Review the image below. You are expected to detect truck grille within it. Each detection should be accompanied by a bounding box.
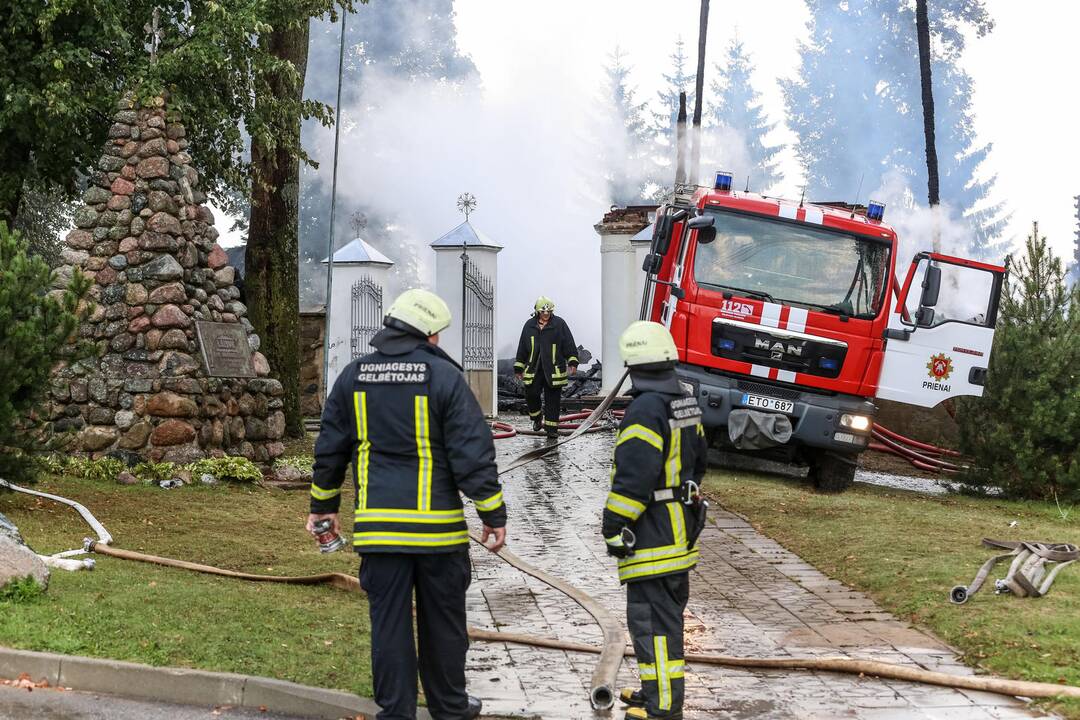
[736,380,802,401]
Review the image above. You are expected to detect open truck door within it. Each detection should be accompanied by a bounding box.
[877,252,1006,408]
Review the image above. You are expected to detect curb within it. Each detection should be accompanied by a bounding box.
[0,645,434,719]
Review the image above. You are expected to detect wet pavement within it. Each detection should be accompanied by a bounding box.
[463,422,1048,720]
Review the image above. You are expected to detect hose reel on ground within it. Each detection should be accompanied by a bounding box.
[950,538,1079,604]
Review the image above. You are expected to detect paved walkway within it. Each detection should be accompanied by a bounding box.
[463,426,1049,720]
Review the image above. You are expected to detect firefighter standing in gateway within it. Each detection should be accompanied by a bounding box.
[514,296,579,438]
[602,321,708,720]
[307,289,507,720]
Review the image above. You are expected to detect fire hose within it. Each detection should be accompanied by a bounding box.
[9,395,1080,706]
[81,537,1080,702]
[870,424,966,474]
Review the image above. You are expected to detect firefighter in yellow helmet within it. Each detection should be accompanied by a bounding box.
[308,288,507,720]
[514,296,579,438]
[603,321,708,720]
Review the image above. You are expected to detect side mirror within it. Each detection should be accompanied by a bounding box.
[642,253,662,274]
[652,215,673,255]
[688,213,716,245]
[920,263,941,308]
[916,306,936,328]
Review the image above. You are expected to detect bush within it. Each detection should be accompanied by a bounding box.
[957,223,1080,501]
[188,456,262,483]
[0,222,90,469]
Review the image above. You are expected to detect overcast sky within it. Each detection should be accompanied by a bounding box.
[455,0,1079,259]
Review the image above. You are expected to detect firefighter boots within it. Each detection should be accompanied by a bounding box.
[620,688,646,706]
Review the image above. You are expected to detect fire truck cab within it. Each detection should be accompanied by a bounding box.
[643,174,1006,491]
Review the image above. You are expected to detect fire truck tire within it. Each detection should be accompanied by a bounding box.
[808,450,857,493]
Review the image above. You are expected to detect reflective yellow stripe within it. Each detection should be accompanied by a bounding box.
[638,662,656,681]
[616,424,663,452]
[513,361,525,369]
[668,660,685,679]
[529,336,534,365]
[696,424,705,437]
[605,534,624,548]
[619,542,689,564]
[655,636,671,710]
[474,490,504,512]
[552,343,556,365]
[566,356,578,364]
[605,491,646,520]
[617,549,699,582]
[353,530,469,547]
[355,508,465,524]
[355,391,369,510]
[415,395,432,511]
[665,424,682,487]
[310,485,341,501]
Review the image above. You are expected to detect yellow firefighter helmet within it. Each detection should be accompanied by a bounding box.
[619,321,678,367]
[385,288,452,337]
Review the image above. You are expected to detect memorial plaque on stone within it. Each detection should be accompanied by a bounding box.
[195,321,256,378]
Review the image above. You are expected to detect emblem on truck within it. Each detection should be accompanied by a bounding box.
[926,353,953,381]
[755,337,804,359]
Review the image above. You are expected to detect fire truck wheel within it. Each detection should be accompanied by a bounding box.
[808,450,857,493]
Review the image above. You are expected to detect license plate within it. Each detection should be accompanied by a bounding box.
[741,393,794,414]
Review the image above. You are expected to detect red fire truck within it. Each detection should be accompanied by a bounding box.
[642,172,1006,491]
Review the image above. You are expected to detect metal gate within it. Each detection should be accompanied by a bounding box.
[461,255,494,371]
[350,275,383,359]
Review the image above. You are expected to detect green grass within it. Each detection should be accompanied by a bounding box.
[0,474,371,697]
[705,469,1080,718]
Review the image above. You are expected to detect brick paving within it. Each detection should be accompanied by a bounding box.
[461,426,1050,720]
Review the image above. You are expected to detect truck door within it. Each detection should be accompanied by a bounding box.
[876,252,1006,408]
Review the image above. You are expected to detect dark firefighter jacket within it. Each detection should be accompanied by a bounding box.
[310,328,506,554]
[602,375,707,584]
[513,314,578,387]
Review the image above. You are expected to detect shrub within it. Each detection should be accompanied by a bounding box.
[132,462,176,483]
[66,457,126,484]
[188,456,262,483]
[0,222,90,473]
[957,223,1080,501]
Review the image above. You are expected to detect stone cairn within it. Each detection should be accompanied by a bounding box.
[48,96,285,464]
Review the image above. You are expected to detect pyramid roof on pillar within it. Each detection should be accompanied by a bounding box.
[631,223,655,243]
[321,237,393,266]
[430,221,503,251]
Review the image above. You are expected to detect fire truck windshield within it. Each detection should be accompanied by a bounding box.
[693,209,891,319]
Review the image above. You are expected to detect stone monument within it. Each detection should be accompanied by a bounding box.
[48,96,285,463]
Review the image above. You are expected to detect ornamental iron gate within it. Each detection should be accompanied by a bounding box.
[350,275,383,360]
[461,255,495,371]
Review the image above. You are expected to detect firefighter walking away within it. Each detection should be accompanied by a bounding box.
[514,295,579,438]
[308,288,507,720]
[602,321,708,720]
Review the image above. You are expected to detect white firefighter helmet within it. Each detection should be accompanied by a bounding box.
[534,296,555,313]
[619,321,678,367]
[385,288,452,337]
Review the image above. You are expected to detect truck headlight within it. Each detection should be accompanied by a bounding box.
[840,414,871,432]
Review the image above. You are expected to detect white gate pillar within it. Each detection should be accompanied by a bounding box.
[432,222,502,416]
[595,208,653,394]
[322,238,394,392]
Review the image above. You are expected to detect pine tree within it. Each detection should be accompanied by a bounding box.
[958,222,1080,500]
[1072,195,1080,286]
[0,223,90,473]
[783,0,1007,248]
[709,37,784,192]
[654,37,695,145]
[601,46,657,205]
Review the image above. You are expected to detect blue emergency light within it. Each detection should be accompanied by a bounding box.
[818,357,839,371]
[717,338,736,351]
[866,200,886,222]
[714,171,733,192]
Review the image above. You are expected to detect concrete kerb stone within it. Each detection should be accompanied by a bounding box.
[0,645,418,719]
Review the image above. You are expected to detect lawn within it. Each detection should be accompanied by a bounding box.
[705,469,1080,719]
[0,472,372,697]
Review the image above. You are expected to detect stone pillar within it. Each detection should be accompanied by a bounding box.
[630,222,655,320]
[322,238,393,392]
[595,207,654,394]
[432,222,502,416]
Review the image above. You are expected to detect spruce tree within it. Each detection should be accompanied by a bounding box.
[958,222,1080,500]
[709,37,784,192]
[601,46,656,205]
[783,0,1007,248]
[654,38,695,149]
[1073,195,1080,286]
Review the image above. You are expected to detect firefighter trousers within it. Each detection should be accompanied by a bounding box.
[627,572,690,716]
[359,551,472,720]
[524,374,562,433]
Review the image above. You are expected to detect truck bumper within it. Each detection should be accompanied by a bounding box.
[676,366,876,454]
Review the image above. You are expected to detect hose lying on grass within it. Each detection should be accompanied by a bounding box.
[84,538,1080,702]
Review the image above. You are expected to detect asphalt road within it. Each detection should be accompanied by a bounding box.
[0,684,309,720]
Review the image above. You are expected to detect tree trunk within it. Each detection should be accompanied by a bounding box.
[689,0,710,185]
[246,20,310,439]
[916,0,939,209]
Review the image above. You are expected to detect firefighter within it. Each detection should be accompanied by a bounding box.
[602,321,708,720]
[308,288,507,720]
[513,296,579,438]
